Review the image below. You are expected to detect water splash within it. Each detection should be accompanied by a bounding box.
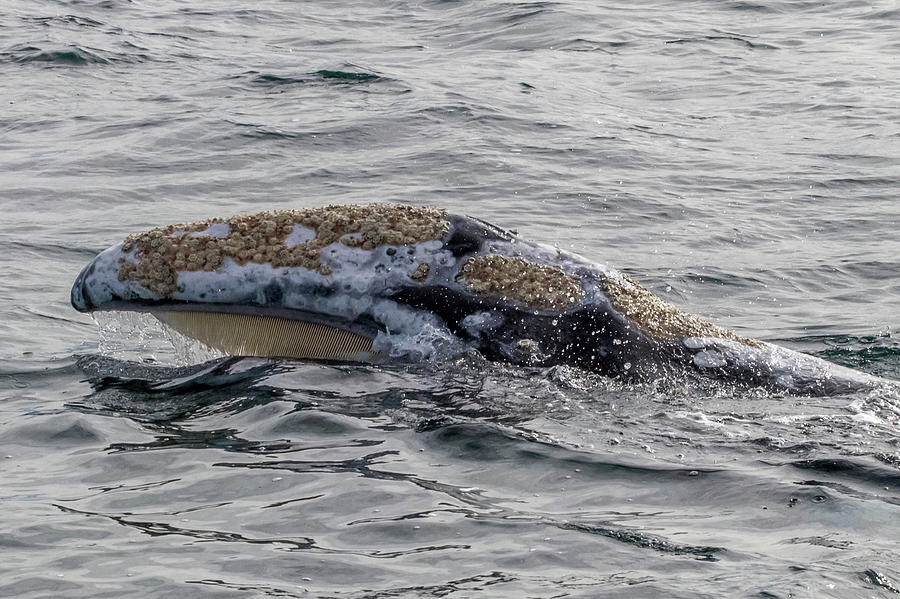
[92,311,224,366]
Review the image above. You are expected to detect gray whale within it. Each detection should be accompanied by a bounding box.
[70,203,891,396]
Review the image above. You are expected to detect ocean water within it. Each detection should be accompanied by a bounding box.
[2,0,899,597]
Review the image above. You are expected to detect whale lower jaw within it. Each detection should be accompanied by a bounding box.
[153,310,376,361]
[92,303,380,362]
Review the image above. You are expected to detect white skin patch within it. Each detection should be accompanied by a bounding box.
[683,337,709,350]
[684,337,883,391]
[321,239,455,292]
[189,222,231,238]
[284,224,316,247]
[693,350,727,369]
[168,223,231,240]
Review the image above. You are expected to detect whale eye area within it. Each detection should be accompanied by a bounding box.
[116,204,448,297]
[153,310,375,361]
[601,271,762,347]
[456,254,583,311]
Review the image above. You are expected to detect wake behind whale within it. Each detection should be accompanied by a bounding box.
[71,203,893,396]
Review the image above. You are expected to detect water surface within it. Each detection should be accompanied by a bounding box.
[1,0,899,597]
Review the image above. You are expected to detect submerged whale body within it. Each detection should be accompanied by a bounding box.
[71,203,889,396]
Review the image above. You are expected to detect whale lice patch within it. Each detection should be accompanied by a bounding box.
[117,204,448,297]
[602,271,762,347]
[456,255,582,311]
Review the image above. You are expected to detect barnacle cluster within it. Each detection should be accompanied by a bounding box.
[602,271,762,346]
[410,262,430,280]
[456,254,583,311]
[118,204,449,296]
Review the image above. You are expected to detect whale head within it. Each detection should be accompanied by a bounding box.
[71,203,631,368]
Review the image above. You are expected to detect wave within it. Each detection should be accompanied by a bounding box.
[665,34,779,50]
[810,334,900,379]
[236,66,397,90]
[3,42,152,65]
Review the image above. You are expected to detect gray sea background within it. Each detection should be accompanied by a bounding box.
[1,1,899,597]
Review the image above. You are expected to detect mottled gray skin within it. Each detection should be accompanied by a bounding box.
[72,211,891,396]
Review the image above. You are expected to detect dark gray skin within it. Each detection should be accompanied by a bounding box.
[71,210,893,396]
[388,215,887,395]
[389,216,647,371]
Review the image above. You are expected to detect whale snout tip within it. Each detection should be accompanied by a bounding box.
[70,263,94,313]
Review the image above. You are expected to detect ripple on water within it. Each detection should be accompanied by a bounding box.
[1,0,899,595]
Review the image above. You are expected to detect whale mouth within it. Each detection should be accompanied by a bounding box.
[152,310,376,361]
[90,302,380,362]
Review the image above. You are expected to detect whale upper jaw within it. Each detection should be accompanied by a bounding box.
[68,239,474,363]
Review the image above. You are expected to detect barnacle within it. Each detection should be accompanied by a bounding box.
[117,204,449,297]
[457,255,583,311]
